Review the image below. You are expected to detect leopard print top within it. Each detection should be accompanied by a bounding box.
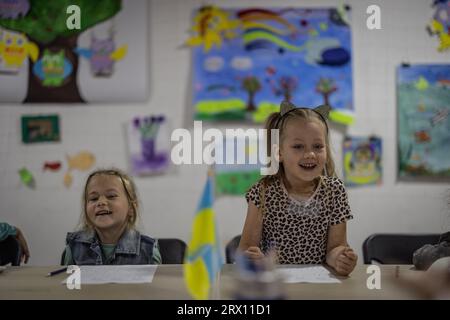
[245,176,352,264]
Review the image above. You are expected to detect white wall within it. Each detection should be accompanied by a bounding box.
[0,0,449,265]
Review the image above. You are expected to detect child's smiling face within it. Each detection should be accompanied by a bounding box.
[279,118,327,183]
[85,174,132,233]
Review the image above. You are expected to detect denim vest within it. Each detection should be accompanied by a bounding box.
[66,229,155,265]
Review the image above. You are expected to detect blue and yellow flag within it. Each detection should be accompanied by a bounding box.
[184,174,223,300]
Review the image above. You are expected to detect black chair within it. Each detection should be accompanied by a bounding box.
[225,235,241,264]
[158,238,187,264]
[0,236,21,266]
[60,249,66,266]
[362,233,441,264]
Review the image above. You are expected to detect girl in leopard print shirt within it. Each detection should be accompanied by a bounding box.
[239,100,357,276]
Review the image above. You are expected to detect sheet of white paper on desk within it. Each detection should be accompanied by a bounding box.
[61,265,158,284]
[277,266,341,283]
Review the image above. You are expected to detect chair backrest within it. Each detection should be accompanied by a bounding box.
[60,249,66,266]
[158,238,187,264]
[362,233,442,264]
[0,236,21,266]
[225,235,241,264]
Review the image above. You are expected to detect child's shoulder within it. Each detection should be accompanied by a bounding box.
[321,175,346,191]
[139,232,156,246]
[246,176,279,195]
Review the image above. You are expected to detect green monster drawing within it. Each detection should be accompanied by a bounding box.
[41,49,65,87]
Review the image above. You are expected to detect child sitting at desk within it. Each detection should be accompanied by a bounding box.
[239,101,358,276]
[0,222,30,264]
[63,168,161,265]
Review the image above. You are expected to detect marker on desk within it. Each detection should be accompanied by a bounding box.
[47,267,68,277]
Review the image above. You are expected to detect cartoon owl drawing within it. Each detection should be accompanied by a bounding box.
[0,28,38,73]
[32,49,73,87]
[75,33,127,77]
[90,35,115,76]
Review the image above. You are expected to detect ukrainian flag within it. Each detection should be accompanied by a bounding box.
[184,174,223,300]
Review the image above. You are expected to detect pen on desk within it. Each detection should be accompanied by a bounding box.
[395,265,400,278]
[47,267,68,277]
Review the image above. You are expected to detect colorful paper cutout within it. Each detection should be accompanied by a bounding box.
[0,28,38,74]
[75,32,127,77]
[21,114,60,144]
[398,64,450,179]
[43,161,61,172]
[32,49,72,87]
[18,167,34,188]
[343,136,382,187]
[188,6,354,124]
[0,0,29,19]
[426,0,450,52]
[128,115,170,176]
[64,151,96,188]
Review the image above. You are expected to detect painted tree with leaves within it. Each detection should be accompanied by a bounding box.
[315,77,337,106]
[0,0,121,102]
[242,76,261,112]
[271,76,298,102]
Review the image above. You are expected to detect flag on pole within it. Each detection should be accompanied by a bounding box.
[184,173,223,300]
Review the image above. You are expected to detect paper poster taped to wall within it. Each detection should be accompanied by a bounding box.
[128,115,170,176]
[397,64,450,180]
[21,114,60,143]
[187,5,353,125]
[214,134,263,195]
[343,136,382,187]
[0,0,148,103]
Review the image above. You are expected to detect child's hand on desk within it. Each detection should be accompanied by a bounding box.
[244,246,265,260]
[333,246,358,276]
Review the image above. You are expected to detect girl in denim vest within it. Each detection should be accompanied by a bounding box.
[63,168,161,265]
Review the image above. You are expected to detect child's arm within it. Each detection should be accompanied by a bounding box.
[238,202,264,260]
[152,240,162,264]
[62,246,76,265]
[325,222,357,276]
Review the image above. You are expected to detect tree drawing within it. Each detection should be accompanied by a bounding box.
[242,76,261,112]
[0,0,121,103]
[315,77,337,106]
[270,76,298,102]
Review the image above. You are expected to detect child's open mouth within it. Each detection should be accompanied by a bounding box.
[299,163,317,171]
[96,210,112,216]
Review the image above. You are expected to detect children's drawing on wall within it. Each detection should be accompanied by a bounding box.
[64,151,95,187]
[128,115,170,176]
[43,161,62,172]
[0,28,38,74]
[75,29,127,77]
[0,0,147,103]
[214,135,262,195]
[21,114,60,143]
[397,64,450,180]
[0,0,30,19]
[426,0,450,52]
[18,167,35,188]
[343,136,382,187]
[32,49,73,87]
[187,5,353,125]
